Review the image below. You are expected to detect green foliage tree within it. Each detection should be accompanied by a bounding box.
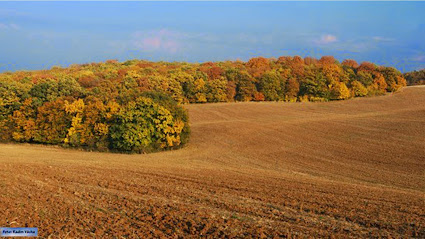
[29,79,59,106]
[257,71,284,101]
[300,71,330,100]
[141,91,190,146]
[379,67,405,92]
[404,69,425,85]
[226,70,256,101]
[182,73,208,103]
[109,97,185,153]
[357,71,374,87]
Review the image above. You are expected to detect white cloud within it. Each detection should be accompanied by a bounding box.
[314,34,337,45]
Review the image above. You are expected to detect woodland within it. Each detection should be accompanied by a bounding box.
[0,56,408,153]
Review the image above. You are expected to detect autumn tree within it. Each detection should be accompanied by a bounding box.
[342,59,359,68]
[284,78,300,102]
[225,69,257,101]
[304,57,318,66]
[300,68,330,100]
[379,67,406,92]
[357,71,374,87]
[319,56,338,66]
[34,98,73,144]
[404,69,425,85]
[182,73,208,103]
[246,57,271,78]
[199,62,224,80]
[108,97,185,153]
[147,74,184,103]
[257,70,284,101]
[11,98,37,142]
[330,82,351,100]
[140,91,190,146]
[358,62,376,72]
[351,81,368,97]
[206,77,228,102]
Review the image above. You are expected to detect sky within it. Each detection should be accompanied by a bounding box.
[0,2,424,73]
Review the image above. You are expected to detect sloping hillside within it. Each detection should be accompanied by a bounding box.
[0,86,424,237]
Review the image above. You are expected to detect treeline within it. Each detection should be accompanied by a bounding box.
[404,69,425,86]
[0,56,406,152]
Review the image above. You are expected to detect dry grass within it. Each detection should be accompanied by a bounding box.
[1,86,424,238]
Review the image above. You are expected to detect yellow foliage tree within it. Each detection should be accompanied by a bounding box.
[330,82,351,100]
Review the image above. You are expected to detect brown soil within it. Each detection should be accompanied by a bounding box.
[1,86,424,238]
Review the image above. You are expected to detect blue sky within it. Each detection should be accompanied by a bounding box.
[0,2,424,73]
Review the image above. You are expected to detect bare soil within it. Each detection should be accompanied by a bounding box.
[1,86,424,238]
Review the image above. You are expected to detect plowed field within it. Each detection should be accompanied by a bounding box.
[1,86,424,238]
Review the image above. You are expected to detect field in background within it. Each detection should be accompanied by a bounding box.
[1,86,424,237]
